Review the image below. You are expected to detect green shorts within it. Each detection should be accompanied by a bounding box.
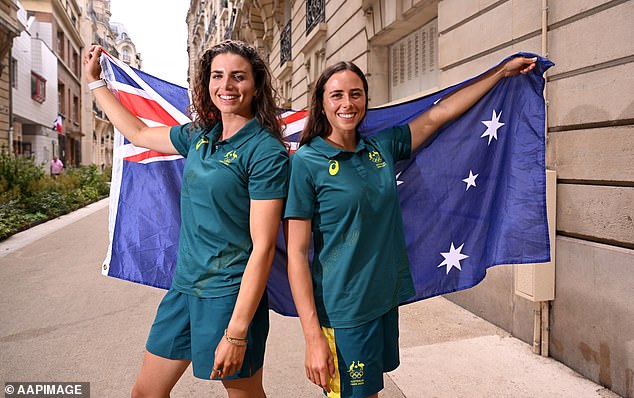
[145,288,269,380]
[321,306,400,398]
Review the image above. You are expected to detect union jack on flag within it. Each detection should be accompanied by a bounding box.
[101,51,553,316]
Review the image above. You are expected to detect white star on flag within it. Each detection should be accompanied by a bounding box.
[462,170,479,191]
[438,242,469,274]
[481,110,504,145]
[396,171,404,186]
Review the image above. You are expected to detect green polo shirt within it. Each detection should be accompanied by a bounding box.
[169,118,288,298]
[284,125,416,328]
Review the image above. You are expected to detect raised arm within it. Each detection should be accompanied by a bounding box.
[210,198,284,379]
[83,45,178,154]
[408,56,537,152]
[285,218,335,392]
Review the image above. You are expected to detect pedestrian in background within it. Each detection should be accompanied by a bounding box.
[50,156,63,177]
[84,40,288,398]
[284,56,536,398]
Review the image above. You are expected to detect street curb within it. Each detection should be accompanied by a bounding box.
[0,197,110,258]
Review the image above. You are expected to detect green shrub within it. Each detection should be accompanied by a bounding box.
[0,156,111,240]
[0,152,44,194]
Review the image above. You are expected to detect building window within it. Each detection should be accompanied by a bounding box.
[389,19,438,101]
[11,58,18,88]
[224,8,237,39]
[58,83,65,114]
[72,49,79,76]
[122,47,130,63]
[31,72,47,103]
[306,0,325,35]
[280,19,292,66]
[22,142,32,157]
[57,31,65,58]
[73,95,79,123]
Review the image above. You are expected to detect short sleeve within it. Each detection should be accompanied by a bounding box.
[283,153,315,219]
[248,139,289,200]
[372,124,412,162]
[170,123,197,157]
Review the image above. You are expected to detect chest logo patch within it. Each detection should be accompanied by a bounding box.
[368,151,386,168]
[195,136,209,150]
[328,160,339,176]
[220,150,238,165]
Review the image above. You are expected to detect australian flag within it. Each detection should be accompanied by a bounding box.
[101,51,553,316]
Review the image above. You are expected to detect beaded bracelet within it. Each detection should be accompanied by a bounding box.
[224,329,248,347]
[88,79,107,91]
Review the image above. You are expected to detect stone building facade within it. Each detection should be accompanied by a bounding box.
[20,0,83,166]
[78,0,141,169]
[4,0,140,170]
[0,0,22,152]
[186,1,634,396]
[11,2,58,166]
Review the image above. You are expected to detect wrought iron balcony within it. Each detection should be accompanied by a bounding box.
[280,19,292,66]
[224,8,237,40]
[306,0,325,35]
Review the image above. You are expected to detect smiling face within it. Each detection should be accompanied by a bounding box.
[208,53,256,118]
[322,70,367,137]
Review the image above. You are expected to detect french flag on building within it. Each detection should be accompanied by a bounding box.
[52,115,63,134]
[100,51,553,316]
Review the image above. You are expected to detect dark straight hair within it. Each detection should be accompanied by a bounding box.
[299,61,369,147]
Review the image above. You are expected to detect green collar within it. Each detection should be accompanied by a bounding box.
[210,118,262,149]
[309,135,369,159]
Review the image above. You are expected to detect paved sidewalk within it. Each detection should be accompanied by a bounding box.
[0,200,619,397]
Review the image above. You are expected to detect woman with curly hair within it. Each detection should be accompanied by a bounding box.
[84,40,288,398]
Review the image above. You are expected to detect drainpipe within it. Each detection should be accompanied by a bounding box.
[540,0,551,358]
[542,0,549,137]
[532,0,551,358]
[9,55,14,156]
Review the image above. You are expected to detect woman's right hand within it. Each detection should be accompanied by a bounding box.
[83,45,103,83]
[305,332,336,392]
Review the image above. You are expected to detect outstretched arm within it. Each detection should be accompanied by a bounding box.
[83,45,178,154]
[210,198,284,379]
[409,56,537,152]
[285,218,336,392]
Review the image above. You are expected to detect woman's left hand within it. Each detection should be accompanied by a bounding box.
[210,337,247,379]
[502,56,538,77]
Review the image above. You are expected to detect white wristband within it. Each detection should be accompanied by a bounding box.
[88,79,107,91]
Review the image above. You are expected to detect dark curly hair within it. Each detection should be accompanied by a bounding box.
[188,40,283,141]
[299,61,369,147]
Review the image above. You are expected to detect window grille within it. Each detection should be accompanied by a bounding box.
[306,0,325,35]
[280,19,292,66]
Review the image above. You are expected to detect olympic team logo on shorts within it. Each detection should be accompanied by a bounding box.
[347,361,365,386]
[220,150,238,165]
[328,160,339,176]
[368,151,386,168]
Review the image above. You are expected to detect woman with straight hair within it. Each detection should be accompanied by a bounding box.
[285,56,536,398]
